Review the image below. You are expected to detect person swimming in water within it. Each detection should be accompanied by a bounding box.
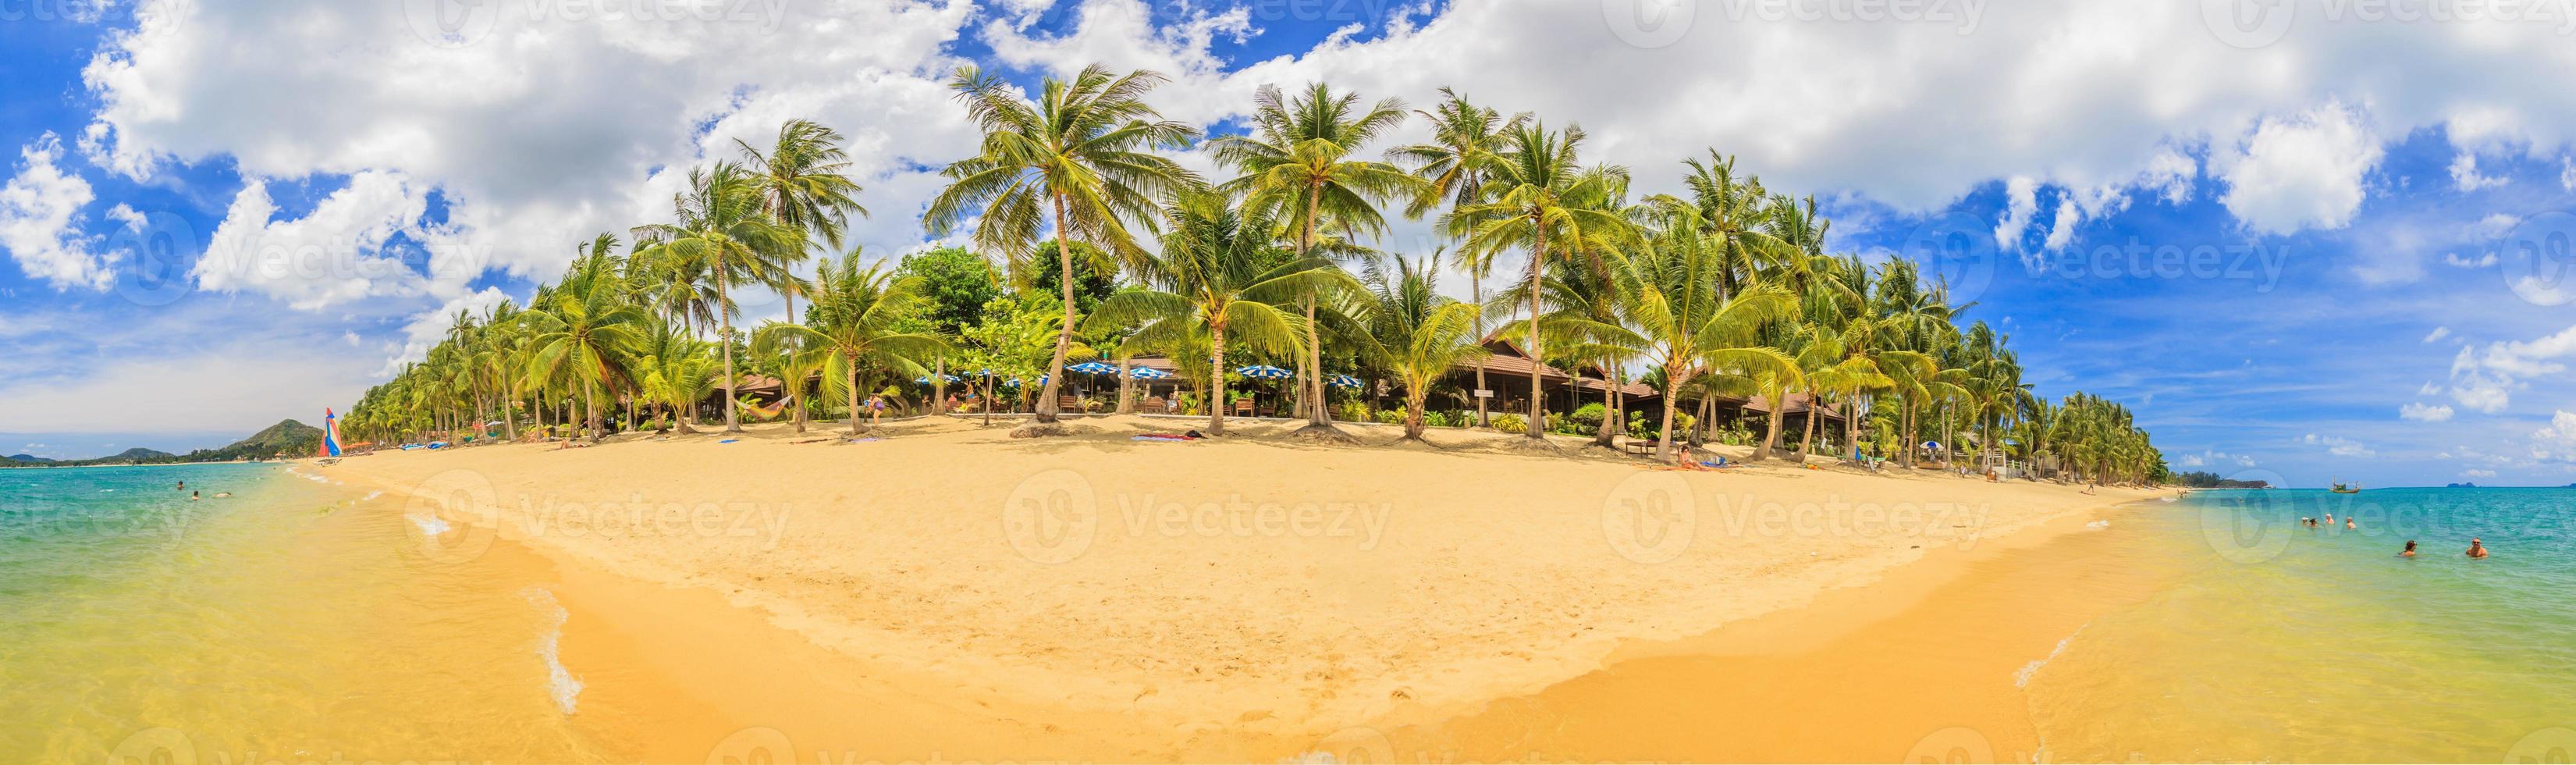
[2346,518,2357,529]
[2467,539,2489,559]
[189,490,199,501]
[2401,540,2418,557]
[176,481,185,490]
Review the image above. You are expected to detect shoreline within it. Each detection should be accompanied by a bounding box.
[322,415,2171,760]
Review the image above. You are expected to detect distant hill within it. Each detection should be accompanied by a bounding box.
[2447,482,2478,489]
[1,420,324,468]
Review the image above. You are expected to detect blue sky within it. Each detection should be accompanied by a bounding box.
[3,0,2574,487]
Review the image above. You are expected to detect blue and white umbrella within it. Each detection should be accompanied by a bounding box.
[913,374,962,384]
[1325,374,1363,390]
[1235,365,1293,380]
[1128,366,1173,380]
[1067,361,1120,375]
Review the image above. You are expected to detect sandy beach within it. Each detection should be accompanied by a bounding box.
[323,415,2166,761]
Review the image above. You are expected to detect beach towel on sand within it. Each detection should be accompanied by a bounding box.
[1132,431,1206,442]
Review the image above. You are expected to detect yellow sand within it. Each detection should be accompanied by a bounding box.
[325,413,2163,761]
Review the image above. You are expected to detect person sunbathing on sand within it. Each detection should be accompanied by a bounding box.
[2466,539,2489,559]
[2400,540,2417,557]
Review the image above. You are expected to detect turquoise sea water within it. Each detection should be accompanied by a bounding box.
[0,464,592,763]
[2028,488,2576,762]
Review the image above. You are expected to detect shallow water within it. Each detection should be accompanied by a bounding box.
[0,464,596,763]
[2027,488,2576,762]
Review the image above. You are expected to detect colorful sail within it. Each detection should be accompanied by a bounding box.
[321,408,344,457]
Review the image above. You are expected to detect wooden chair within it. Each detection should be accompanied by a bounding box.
[1144,396,1167,414]
[1233,398,1256,417]
[1059,394,1082,413]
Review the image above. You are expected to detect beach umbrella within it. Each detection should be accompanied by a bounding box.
[1325,374,1363,390]
[1128,367,1172,380]
[1067,361,1120,375]
[1235,365,1293,380]
[913,374,962,384]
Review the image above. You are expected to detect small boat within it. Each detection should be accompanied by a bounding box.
[2330,482,2361,494]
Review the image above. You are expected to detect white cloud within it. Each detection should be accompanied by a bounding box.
[2400,402,2453,422]
[2562,155,2576,192]
[2300,432,2376,457]
[2461,469,2496,479]
[2447,152,2508,191]
[2536,411,2576,447]
[2443,251,2497,268]
[2423,326,2450,343]
[1995,176,2040,252]
[0,134,115,290]
[194,173,449,310]
[2216,103,2382,236]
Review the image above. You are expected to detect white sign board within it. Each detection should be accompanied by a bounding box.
[1473,390,1494,398]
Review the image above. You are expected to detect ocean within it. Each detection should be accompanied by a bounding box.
[0,463,595,763]
[2025,488,2576,762]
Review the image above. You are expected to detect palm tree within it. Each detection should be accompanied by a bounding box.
[1609,205,1799,462]
[1086,191,1320,436]
[1212,83,1423,439]
[754,256,947,435]
[633,163,801,433]
[521,253,649,441]
[1392,88,1526,429]
[925,64,1201,434]
[634,317,719,434]
[740,119,869,433]
[1356,251,1490,441]
[1448,122,1633,446]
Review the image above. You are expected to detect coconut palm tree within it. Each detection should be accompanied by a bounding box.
[633,162,801,433]
[1085,191,1323,436]
[1391,88,1526,428]
[1212,83,1423,438]
[924,64,1201,434]
[521,252,648,441]
[1447,122,1634,446]
[1604,208,1798,462]
[1355,250,1488,441]
[634,317,718,434]
[754,256,947,435]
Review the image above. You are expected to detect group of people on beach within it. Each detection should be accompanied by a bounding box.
[2300,511,2489,558]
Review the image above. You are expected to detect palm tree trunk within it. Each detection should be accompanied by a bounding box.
[1035,195,1077,426]
[719,277,742,433]
[1207,323,1229,436]
[1590,364,1622,448]
[1523,224,1547,443]
[847,358,865,435]
[1692,394,1711,447]
[1472,272,1489,428]
[584,379,601,442]
[1115,353,1135,415]
[1655,371,1684,463]
[1796,398,1821,464]
[1403,392,1427,440]
[933,358,949,415]
[1757,398,1786,461]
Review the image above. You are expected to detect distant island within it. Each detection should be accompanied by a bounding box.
[2170,470,2271,489]
[2447,482,2478,489]
[0,420,323,468]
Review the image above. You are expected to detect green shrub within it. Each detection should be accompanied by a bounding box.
[1373,409,1404,425]
[1569,402,1608,429]
[1493,413,1527,434]
[1336,400,1370,422]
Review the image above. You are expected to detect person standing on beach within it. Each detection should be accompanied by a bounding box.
[2467,539,2489,559]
